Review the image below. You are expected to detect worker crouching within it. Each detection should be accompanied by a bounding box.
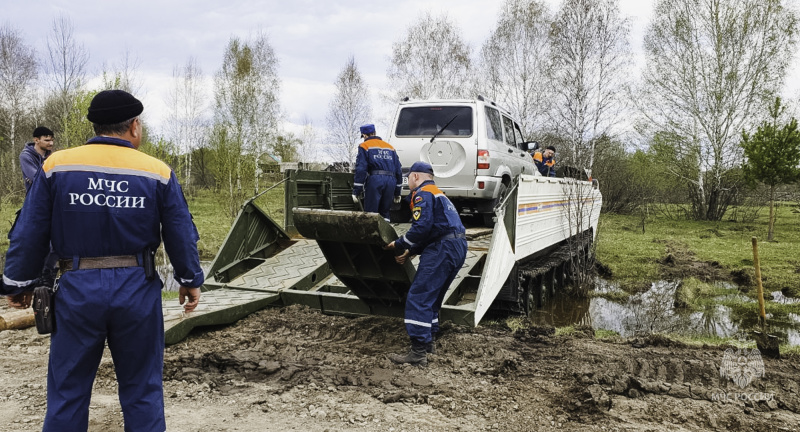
[385,161,467,366]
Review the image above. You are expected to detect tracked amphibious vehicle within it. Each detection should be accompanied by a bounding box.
[163,169,601,344]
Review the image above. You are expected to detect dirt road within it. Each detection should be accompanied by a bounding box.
[1,304,799,431]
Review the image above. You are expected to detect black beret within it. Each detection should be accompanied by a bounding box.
[87,90,144,125]
[546,145,556,152]
[33,126,54,137]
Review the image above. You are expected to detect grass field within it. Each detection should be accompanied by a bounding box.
[595,204,800,294]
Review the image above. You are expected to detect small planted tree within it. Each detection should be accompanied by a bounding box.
[741,98,800,241]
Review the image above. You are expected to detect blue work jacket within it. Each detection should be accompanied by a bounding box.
[2,136,203,295]
[353,136,403,196]
[395,180,465,256]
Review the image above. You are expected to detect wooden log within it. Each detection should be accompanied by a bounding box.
[0,309,35,331]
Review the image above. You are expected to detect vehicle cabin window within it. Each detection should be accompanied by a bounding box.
[514,123,526,149]
[395,106,473,137]
[484,106,502,142]
[502,115,516,147]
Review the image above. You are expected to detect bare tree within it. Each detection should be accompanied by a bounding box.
[297,115,318,164]
[166,57,208,192]
[101,50,142,94]
[639,0,797,221]
[326,56,371,165]
[213,32,281,213]
[479,0,553,138]
[387,12,472,101]
[45,14,89,148]
[0,24,38,189]
[548,0,632,173]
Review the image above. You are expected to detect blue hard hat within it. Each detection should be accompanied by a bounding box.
[406,161,434,176]
[359,124,375,135]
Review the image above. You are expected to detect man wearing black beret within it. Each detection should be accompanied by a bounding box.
[2,89,204,431]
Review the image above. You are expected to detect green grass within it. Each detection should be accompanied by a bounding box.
[666,333,756,349]
[555,325,576,336]
[596,205,800,295]
[594,329,621,340]
[162,291,180,301]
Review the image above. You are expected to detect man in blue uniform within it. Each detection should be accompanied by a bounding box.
[533,145,556,177]
[352,124,403,221]
[20,126,55,193]
[385,161,468,366]
[2,90,204,431]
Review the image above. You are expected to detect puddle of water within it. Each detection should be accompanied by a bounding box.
[531,279,800,346]
[772,291,800,304]
[714,294,755,303]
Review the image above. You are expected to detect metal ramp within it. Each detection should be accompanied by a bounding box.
[163,170,498,345]
[293,208,416,305]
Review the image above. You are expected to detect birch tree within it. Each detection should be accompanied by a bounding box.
[640,0,797,220]
[326,56,371,166]
[166,57,207,192]
[45,14,89,148]
[297,115,318,164]
[387,12,472,100]
[213,33,280,212]
[548,0,631,172]
[479,0,552,137]
[0,24,37,188]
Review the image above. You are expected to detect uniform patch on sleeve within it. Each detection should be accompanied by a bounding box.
[414,196,423,204]
[412,206,422,221]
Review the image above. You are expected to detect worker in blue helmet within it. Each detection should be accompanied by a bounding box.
[385,161,467,366]
[352,124,403,221]
[2,89,204,431]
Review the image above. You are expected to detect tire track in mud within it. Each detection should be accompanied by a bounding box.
[160,305,800,431]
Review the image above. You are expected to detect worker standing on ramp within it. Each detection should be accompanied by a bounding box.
[352,124,403,221]
[385,161,467,366]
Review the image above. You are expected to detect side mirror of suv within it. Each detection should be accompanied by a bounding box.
[524,141,540,152]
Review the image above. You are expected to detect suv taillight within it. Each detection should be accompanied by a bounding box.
[477,150,490,170]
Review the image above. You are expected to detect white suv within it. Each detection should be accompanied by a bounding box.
[387,97,537,225]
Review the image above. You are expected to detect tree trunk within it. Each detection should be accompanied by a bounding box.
[768,184,775,241]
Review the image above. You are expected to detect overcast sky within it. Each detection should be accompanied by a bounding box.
[5,0,797,142]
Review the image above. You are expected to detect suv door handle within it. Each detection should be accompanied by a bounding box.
[507,148,514,153]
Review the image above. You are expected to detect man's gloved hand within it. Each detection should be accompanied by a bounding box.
[352,186,363,197]
[393,196,401,204]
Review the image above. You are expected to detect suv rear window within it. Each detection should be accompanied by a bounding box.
[395,106,473,137]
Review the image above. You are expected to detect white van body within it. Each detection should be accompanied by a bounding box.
[386,98,537,221]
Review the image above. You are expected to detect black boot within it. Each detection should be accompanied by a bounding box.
[389,341,428,366]
[426,341,436,355]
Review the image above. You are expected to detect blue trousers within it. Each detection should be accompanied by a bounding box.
[364,175,396,220]
[44,267,166,432]
[405,237,468,344]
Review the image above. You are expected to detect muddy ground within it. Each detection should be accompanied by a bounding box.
[1,303,800,432]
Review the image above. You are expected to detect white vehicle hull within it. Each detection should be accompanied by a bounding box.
[474,174,602,325]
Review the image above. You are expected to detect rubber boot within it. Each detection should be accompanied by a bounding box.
[389,342,428,367]
[426,341,436,355]
[427,332,439,354]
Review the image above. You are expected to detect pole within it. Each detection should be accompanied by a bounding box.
[751,237,767,329]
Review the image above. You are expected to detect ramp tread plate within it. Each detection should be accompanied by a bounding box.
[225,239,327,291]
[163,287,280,344]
